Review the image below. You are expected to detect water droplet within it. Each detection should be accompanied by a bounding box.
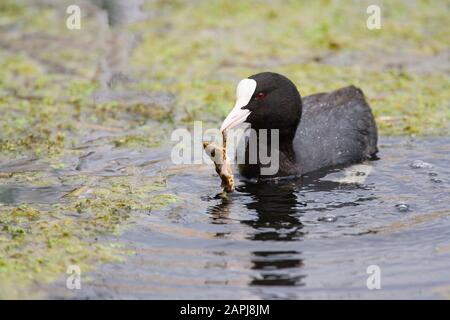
[430,178,442,183]
[395,203,409,212]
[410,160,433,169]
[428,172,438,177]
[318,215,337,222]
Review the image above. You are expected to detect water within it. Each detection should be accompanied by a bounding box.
[71,137,450,299]
[3,137,450,299]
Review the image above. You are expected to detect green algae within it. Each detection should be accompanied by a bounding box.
[0,2,177,298]
[113,134,161,148]
[131,0,449,135]
[0,176,178,299]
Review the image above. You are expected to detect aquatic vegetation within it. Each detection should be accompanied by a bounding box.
[203,137,235,193]
[0,175,178,299]
[0,2,178,298]
[131,0,449,135]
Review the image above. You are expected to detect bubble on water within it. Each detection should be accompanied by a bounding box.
[318,215,337,222]
[430,178,442,183]
[410,160,433,169]
[395,203,410,212]
[428,172,438,177]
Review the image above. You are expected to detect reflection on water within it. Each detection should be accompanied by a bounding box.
[3,137,449,299]
[250,251,305,287]
[0,185,72,205]
[239,183,304,242]
[205,170,377,288]
[208,182,307,287]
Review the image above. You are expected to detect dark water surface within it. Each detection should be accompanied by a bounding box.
[67,137,450,299]
[4,137,450,299]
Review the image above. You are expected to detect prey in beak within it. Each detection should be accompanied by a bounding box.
[220,78,257,132]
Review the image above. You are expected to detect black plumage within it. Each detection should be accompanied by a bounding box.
[229,72,378,179]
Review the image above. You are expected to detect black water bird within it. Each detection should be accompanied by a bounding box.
[220,72,378,179]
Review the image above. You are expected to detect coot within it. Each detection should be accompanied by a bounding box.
[220,72,378,179]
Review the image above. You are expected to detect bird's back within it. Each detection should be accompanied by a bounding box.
[294,85,378,174]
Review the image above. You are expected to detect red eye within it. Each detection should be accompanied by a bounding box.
[255,92,266,100]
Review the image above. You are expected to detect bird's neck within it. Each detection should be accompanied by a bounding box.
[276,129,300,177]
[241,127,300,179]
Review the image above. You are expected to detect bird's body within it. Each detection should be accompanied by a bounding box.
[295,85,378,174]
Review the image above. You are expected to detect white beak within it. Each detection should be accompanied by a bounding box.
[220,78,257,132]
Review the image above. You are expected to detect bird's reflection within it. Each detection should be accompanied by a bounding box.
[205,166,368,288]
[250,250,305,287]
[238,181,305,242]
[206,176,306,287]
